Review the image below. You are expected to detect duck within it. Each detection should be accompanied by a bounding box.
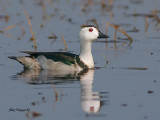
[9,25,109,71]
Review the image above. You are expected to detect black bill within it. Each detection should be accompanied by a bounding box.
[98,31,109,38]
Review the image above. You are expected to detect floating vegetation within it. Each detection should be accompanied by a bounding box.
[151,10,160,13]
[124,13,154,18]
[26,111,42,119]
[106,22,133,47]
[0,22,25,38]
[109,23,133,41]
[48,32,57,40]
[106,21,109,36]
[125,10,160,24]
[145,17,149,33]
[125,9,160,30]
[151,10,160,23]
[0,24,17,32]
[24,11,37,50]
[0,15,10,22]
[61,34,67,51]
[121,67,148,70]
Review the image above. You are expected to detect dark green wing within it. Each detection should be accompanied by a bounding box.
[21,51,78,66]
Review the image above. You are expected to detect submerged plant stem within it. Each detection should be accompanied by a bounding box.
[110,23,133,42]
[114,29,117,49]
[61,34,67,51]
[24,11,37,50]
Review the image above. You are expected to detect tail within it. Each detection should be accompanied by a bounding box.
[8,56,40,69]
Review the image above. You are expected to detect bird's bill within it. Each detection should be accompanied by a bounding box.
[98,31,109,39]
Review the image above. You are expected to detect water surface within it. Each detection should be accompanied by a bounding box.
[0,0,160,120]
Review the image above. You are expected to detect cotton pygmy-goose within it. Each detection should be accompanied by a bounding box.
[9,25,109,71]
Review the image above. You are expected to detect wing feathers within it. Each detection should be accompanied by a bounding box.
[21,51,77,66]
[21,51,88,69]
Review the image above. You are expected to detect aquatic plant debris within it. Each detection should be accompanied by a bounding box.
[125,10,160,30]
[48,32,57,39]
[18,23,25,36]
[26,111,42,119]
[121,67,148,70]
[61,34,67,51]
[106,21,109,36]
[125,13,154,18]
[145,17,149,32]
[24,11,37,50]
[0,22,25,37]
[108,22,133,42]
[0,15,9,22]
[151,11,160,23]
[0,24,17,32]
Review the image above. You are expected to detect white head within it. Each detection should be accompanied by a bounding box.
[79,25,109,42]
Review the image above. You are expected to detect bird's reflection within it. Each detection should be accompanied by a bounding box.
[80,70,108,115]
[13,69,108,115]
[15,69,84,84]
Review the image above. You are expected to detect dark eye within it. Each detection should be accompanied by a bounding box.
[89,28,93,32]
